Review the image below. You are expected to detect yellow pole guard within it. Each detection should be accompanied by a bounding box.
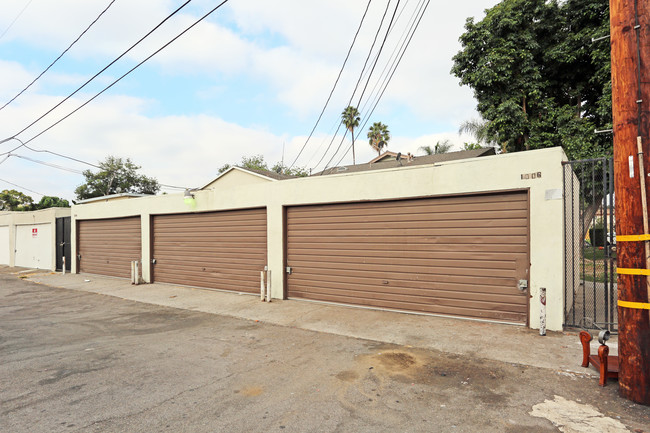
[616,234,650,241]
[617,267,650,275]
[618,300,650,310]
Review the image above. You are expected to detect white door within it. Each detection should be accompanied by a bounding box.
[15,223,52,269]
[0,226,9,265]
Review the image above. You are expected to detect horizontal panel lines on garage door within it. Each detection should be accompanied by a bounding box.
[289,235,527,246]
[288,226,527,238]
[289,241,528,254]
[77,217,141,279]
[288,247,521,261]
[290,273,519,296]
[286,192,529,323]
[293,251,516,269]
[152,209,266,293]
[288,197,526,216]
[288,204,527,222]
[294,291,526,322]
[289,191,524,210]
[289,283,527,312]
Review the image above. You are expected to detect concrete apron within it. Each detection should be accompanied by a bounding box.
[23,270,614,377]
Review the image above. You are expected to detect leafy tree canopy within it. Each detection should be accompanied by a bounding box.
[0,190,70,211]
[451,0,611,160]
[0,189,33,211]
[218,155,308,177]
[34,196,70,209]
[75,156,160,201]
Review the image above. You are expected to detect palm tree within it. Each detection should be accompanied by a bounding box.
[367,122,390,155]
[341,106,361,164]
[419,139,452,155]
[458,117,503,152]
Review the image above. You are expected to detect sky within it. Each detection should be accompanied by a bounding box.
[0,0,499,201]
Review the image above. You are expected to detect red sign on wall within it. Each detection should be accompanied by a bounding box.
[32,228,38,237]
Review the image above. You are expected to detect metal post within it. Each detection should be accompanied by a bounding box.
[540,287,546,336]
[260,271,265,301]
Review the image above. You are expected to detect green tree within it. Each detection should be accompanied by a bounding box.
[33,196,70,209]
[367,122,390,155]
[451,0,611,160]
[271,162,309,177]
[0,189,33,211]
[218,155,308,177]
[75,156,159,201]
[462,143,483,151]
[341,106,361,164]
[419,140,453,155]
[218,155,270,174]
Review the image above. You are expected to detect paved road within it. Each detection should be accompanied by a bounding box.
[1,271,648,433]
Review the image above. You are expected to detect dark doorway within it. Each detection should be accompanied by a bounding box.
[56,217,71,272]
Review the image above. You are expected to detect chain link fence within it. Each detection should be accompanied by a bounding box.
[563,157,616,332]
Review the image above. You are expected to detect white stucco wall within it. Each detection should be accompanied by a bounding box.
[0,208,71,270]
[14,223,52,269]
[72,147,568,330]
[0,225,9,265]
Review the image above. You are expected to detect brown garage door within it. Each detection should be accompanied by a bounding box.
[286,191,529,324]
[152,208,267,293]
[77,217,141,278]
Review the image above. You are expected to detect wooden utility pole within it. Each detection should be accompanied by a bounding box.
[611,0,650,404]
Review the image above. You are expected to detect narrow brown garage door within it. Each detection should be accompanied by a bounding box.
[77,217,141,278]
[152,208,267,293]
[286,191,529,324]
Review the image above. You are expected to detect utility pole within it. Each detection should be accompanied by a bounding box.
[611,0,650,404]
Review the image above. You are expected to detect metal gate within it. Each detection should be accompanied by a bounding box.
[563,158,616,331]
[56,216,71,272]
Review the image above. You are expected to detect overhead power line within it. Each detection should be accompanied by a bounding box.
[5,0,194,140]
[359,0,431,133]
[331,0,432,169]
[288,0,373,169]
[313,0,396,173]
[0,0,230,157]
[318,0,400,172]
[0,0,118,112]
[7,154,84,174]
[302,0,411,170]
[0,177,45,197]
[1,144,190,190]
[355,0,400,107]
[0,0,34,41]
[358,0,426,117]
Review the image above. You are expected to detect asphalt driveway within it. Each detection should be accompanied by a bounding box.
[1,270,648,432]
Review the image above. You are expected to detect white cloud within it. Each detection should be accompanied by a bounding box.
[0,0,502,200]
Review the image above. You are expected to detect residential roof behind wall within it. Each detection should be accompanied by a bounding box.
[238,167,295,180]
[199,166,295,190]
[315,147,496,176]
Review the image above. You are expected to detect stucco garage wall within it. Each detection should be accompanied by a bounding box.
[72,147,567,330]
[0,226,9,265]
[0,208,71,270]
[14,223,52,269]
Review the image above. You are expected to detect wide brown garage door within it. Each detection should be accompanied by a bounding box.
[286,191,529,324]
[77,217,141,278]
[152,208,267,293]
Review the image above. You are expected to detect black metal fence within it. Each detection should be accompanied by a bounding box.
[563,157,617,332]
